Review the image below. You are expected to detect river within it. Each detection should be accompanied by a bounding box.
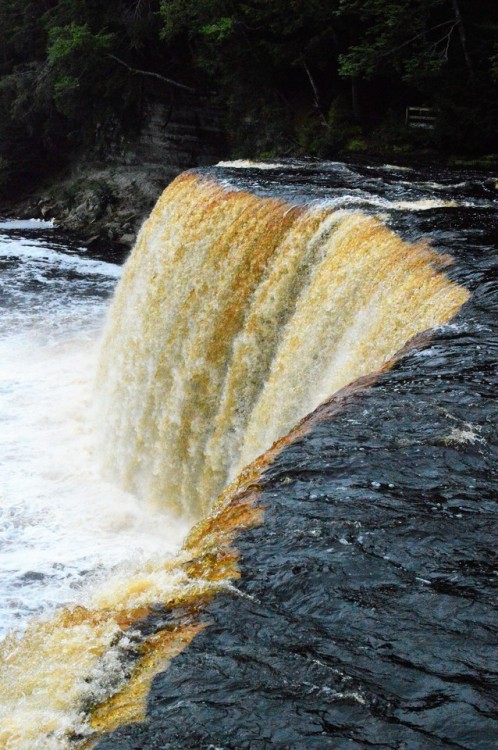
[0,161,496,749]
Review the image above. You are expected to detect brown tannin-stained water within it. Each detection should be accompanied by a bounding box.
[0,161,496,749]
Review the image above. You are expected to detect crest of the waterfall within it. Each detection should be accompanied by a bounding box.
[95,172,468,520]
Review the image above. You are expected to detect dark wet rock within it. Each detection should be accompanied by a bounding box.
[19,571,47,582]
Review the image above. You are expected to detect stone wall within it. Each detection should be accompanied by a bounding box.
[128,94,226,170]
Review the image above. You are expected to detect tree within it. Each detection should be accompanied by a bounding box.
[336,0,498,150]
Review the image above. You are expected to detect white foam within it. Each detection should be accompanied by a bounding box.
[216,159,287,169]
[0,229,186,638]
[0,237,121,277]
[378,164,414,172]
[0,219,55,229]
[443,423,484,446]
[319,195,459,212]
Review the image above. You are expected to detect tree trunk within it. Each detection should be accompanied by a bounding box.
[451,0,474,79]
[351,76,361,122]
[303,60,327,125]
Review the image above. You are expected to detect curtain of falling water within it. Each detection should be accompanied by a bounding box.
[96,173,468,519]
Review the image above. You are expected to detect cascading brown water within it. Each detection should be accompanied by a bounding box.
[0,171,469,749]
[96,172,466,520]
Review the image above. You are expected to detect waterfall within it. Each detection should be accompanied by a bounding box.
[96,171,467,519]
[0,170,469,749]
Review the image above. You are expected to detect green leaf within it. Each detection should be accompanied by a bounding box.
[200,17,234,43]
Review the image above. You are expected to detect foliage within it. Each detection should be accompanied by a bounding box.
[0,0,496,196]
[200,17,234,43]
[336,0,451,82]
[47,23,112,63]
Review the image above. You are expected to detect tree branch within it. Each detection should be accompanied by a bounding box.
[378,20,456,59]
[302,59,327,125]
[107,54,197,93]
[442,21,458,62]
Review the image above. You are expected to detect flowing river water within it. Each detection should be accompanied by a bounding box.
[0,222,186,637]
[0,161,496,748]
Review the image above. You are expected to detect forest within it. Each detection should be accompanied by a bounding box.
[0,0,496,196]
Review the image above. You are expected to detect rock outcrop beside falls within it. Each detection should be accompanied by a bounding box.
[95,284,497,749]
[19,163,179,249]
[3,97,225,249]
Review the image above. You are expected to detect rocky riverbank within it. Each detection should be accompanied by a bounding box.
[3,162,179,251]
[1,94,226,251]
